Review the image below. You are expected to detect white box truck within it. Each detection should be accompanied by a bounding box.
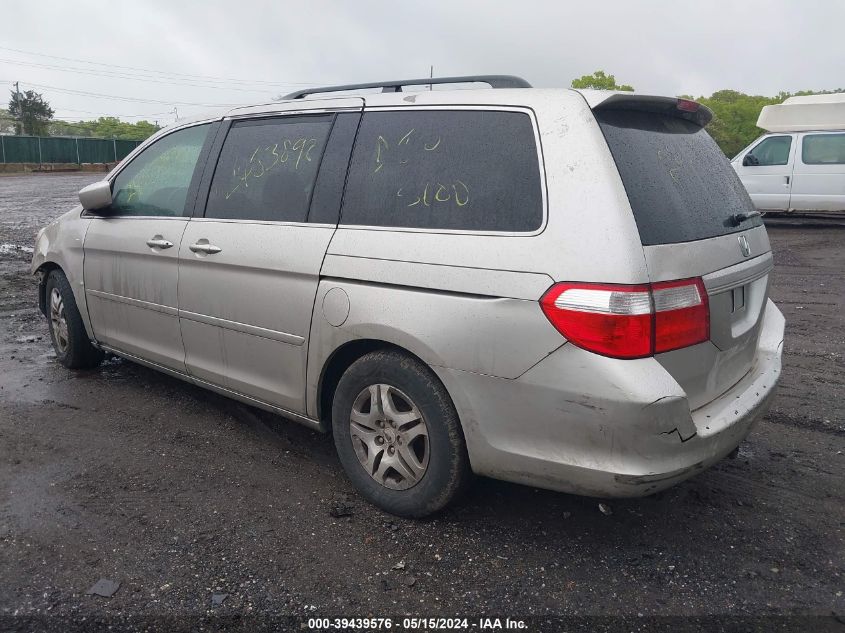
[731,93,845,213]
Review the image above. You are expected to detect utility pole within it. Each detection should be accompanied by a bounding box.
[13,81,22,135]
[429,66,433,91]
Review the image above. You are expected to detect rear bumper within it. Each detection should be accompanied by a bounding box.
[434,299,785,497]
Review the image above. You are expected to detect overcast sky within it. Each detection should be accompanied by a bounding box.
[1,0,842,125]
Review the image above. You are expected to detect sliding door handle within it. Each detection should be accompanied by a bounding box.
[189,242,222,255]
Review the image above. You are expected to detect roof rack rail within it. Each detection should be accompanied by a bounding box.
[282,75,532,100]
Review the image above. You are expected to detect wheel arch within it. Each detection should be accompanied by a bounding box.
[316,339,458,433]
[34,261,63,317]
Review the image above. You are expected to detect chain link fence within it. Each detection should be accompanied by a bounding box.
[0,135,142,164]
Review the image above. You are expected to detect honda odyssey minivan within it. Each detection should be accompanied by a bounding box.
[31,76,784,517]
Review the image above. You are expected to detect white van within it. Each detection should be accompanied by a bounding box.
[732,93,845,213]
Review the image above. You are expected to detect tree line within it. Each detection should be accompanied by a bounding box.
[2,89,160,140]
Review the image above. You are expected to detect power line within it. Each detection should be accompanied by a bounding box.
[16,80,246,107]
[0,57,283,93]
[52,107,171,118]
[3,81,193,113]
[0,45,319,87]
[50,114,163,121]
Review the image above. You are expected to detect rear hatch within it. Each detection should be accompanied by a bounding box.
[592,94,772,410]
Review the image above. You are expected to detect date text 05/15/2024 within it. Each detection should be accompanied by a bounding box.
[307,617,528,630]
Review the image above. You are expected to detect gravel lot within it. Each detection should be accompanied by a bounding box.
[0,173,843,630]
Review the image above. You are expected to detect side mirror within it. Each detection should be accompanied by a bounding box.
[79,180,113,211]
[742,154,759,167]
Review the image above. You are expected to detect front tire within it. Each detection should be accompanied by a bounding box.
[45,270,104,369]
[332,349,471,518]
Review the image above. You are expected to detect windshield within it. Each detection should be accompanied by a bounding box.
[595,109,763,245]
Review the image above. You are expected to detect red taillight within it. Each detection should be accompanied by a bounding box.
[651,278,709,353]
[540,278,709,360]
[676,98,700,113]
[540,283,653,358]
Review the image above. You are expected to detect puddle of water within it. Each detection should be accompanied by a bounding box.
[99,356,131,380]
[0,243,35,255]
[0,361,53,404]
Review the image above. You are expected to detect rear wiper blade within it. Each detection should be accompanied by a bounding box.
[729,211,762,227]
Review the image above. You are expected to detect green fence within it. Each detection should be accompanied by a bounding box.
[0,135,143,164]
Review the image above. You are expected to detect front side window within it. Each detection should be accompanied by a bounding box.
[802,134,845,165]
[341,110,543,232]
[110,124,210,217]
[205,115,333,222]
[747,135,792,166]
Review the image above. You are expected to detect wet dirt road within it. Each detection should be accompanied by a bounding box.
[0,174,843,629]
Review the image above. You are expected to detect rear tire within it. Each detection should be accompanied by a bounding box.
[45,270,104,369]
[332,349,471,518]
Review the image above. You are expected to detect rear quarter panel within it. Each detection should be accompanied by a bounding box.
[305,272,562,419]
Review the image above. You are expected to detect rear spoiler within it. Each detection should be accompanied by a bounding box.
[574,90,713,128]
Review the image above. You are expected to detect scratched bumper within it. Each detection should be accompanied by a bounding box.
[434,300,785,498]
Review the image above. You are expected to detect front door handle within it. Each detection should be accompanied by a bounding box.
[189,242,222,255]
[146,237,173,249]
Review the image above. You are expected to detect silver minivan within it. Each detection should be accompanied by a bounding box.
[31,76,785,517]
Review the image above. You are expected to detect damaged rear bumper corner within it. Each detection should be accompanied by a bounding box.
[433,300,785,498]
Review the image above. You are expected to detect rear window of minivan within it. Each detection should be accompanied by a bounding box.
[341,110,543,232]
[596,109,763,245]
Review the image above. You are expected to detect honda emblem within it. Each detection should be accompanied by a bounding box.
[738,235,751,257]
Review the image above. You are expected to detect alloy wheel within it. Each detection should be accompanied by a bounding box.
[349,383,430,490]
[49,287,69,354]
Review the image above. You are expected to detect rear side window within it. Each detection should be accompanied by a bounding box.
[596,109,762,246]
[748,135,792,166]
[341,110,543,232]
[205,115,333,222]
[802,134,845,164]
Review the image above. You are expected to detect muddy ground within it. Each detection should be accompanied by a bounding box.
[0,174,842,630]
